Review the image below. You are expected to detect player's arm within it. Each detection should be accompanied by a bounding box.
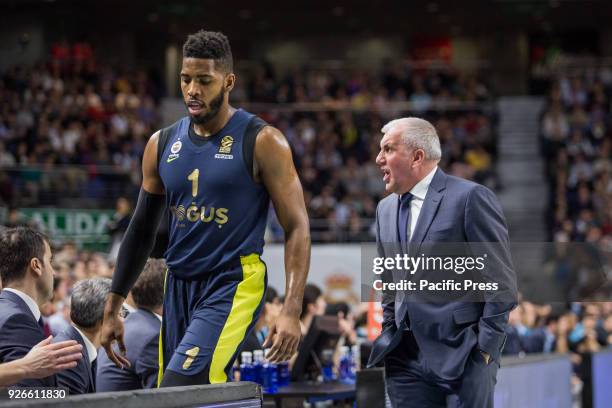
[101,131,166,368]
[255,126,311,363]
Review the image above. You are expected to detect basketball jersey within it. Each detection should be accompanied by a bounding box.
[158,109,270,279]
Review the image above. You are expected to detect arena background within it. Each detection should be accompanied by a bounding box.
[1,1,612,407]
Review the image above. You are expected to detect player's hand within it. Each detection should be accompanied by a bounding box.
[101,299,131,369]
[21,336,83,378]
[263,312,301,363]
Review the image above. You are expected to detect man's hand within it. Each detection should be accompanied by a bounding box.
[479,350,491,365]
[21,336,83,378]
[100,294,131,369]
[263,312,301,363]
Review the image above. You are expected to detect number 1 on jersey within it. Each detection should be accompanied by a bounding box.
[188,168,199,197]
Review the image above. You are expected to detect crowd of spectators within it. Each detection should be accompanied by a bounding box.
[0,42,163,207]
[537,70,612,397]
[541,72,612,246]
[0,45,497,242]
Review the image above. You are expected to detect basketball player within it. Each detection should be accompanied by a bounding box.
[100,30,311,387]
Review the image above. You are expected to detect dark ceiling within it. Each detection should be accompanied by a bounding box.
[2,0,611,39]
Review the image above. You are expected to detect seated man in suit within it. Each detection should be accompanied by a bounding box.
[97,259,165,391]
[0,226,83,387]
[54,278,111,394]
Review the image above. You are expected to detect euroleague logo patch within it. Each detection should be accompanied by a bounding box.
[215,135,234,159]
[167,140,182,163]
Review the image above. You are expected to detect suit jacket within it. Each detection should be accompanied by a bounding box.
[368,168,517,381]
[96,309,160,391]
[0,290,56,387]
[54,326,95,394]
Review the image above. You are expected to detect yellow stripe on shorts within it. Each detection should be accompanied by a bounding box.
[157,268,169,387]
[209,253,266,383]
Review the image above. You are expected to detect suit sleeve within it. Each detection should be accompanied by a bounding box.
[134,334,160,389]
[0,314,56,387]
[464,184,518,361]
[376,203,395,330]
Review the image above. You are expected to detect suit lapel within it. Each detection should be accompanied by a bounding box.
[71,326,94,391]
[410,168,447,253]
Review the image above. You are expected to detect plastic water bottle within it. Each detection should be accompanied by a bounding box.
[350,344,360,381]
[240,351,254,382]
[321,349,335,382]
[252,349,264,385]
[338,346,351,383]
[263,349,278,393]
[277,361,290,387]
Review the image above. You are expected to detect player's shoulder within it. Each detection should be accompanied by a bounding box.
[253,123,289,150]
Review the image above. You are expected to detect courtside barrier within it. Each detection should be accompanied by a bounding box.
[0,382,262,408]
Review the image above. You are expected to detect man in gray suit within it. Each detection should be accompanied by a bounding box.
[367,117,517,407]
[54,278,111,394]
[96,258,165,391]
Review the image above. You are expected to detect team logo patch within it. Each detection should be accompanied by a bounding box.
[215,135,234,159]
[167,141,182,163]
[171,141,182,154]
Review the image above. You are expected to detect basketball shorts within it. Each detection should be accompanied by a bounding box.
[157,253,267,385]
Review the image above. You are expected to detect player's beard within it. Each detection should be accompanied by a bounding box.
[189,87,225,125]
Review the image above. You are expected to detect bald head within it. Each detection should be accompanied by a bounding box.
[381,117,441,162]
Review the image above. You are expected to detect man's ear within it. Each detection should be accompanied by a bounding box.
[413,148,426,165]
[30,257,43,278]
[225,73,235,93]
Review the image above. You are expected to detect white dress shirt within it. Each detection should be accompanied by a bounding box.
[74,326,97,364]
[401,166,438,241]
[3,288,41,321]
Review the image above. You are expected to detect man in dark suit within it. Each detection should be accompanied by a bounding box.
[367,117,517,407]
[0,227,83,387]
[54,278,111,394]
[97,259,165,391]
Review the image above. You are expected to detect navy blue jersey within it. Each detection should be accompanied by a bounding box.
[158,109,270,279]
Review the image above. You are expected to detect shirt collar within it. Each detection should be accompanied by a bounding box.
[73,326,98,363]
[3,288,41,321]
[153,313,162,322]
[408,166,438,200]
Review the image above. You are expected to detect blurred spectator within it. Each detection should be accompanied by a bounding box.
[300,283,327,336]
[54,278,111,394]
[106,196,132,262]
[97,259,165,391]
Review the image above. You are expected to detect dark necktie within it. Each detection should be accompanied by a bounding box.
[398,193,413,244]
[37,317,51,337]
[91,358,97,391]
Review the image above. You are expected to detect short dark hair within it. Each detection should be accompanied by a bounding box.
[0,227,47,285]
[182,30,233,72]
[131,258,166,310]
[301,283,322,319]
